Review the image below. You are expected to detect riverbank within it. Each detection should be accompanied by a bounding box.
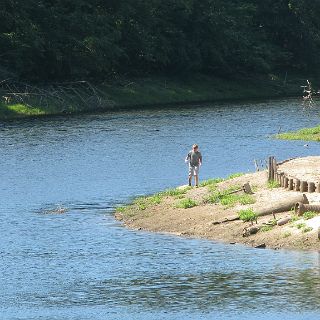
[115,157,320,251]
[0,74,303,120]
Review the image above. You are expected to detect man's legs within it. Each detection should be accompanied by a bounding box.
[188,175,192,186]
[195,174,199,187]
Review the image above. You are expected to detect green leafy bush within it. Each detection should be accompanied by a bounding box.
[238,209,257,222]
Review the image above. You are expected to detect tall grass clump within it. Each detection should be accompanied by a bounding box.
[176,198,197,209]
[267,180,280,189]
[238,209,257,222]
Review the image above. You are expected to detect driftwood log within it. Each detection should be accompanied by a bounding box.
[277,217,291,226]
[294,202,320,216]
[243,226,259,237]
[255,194,309,217]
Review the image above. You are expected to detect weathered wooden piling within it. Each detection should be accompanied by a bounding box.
[300,181,308,192]
[295,179,301,191]
[284,177,289,189]
[308,182,315,193]
[288,178,294,190]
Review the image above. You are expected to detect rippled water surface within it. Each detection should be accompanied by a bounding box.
[1,99,320,319]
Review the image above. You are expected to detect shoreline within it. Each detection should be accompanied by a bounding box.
[115,157,320,251]
[0,74,303,120]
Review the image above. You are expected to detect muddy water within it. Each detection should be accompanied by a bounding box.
[1,99,320,319]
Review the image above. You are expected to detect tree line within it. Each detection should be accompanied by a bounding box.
[0,0,319,82]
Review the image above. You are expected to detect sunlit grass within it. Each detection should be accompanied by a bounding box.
[267,180,280,189]
[261,225,273,232]
[303,211,318,220]
[238,209,257,222]
[227,172,244,179]
[276,125,320,141]
[206,185,255,207]
[176,198,197,209]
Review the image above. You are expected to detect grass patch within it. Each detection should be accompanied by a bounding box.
[176,198,197,209]
[283,231,292,238]
[267,180,280,189]
[227,172,244,179]
[303,211,318,220]
[296,222,306,229]
[238,209,257,222]
[239,194,256,205]
[206,185,255,207]
[290,214,300,223]
[276,125,320,142]
[261,225,273,232]
[199,178,224,187]
[302,226,313,233]
[160,187,190,197]
[115,206,127,213]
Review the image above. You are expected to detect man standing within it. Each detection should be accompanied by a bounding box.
[185,144,202,187]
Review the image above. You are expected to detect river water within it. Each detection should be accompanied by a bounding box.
[1,98,320,319]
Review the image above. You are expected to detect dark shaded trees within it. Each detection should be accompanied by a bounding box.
[0,0,319,81]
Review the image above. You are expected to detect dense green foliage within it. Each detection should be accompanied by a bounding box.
[1,0,320,81]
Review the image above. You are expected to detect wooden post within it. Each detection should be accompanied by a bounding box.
[308,182,316,193]
[284,177,289,189]
[295,179,301,191]
[272,158,277,180]
[280,173,285,187]
[317,183,320,193]
[268,157,272,181]
[301,181,308,192]
[288,178,294,190]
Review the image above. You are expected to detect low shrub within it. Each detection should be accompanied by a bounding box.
[238,209,257,222]
[176,198,197,209]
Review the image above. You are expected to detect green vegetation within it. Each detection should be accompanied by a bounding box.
[206,185,255,208]
[267,180,280,189]
[176,198,197,209]
[134,192,166,210]
[290,214,300,223]
[303,211,318,220]
[199,178,224,187]
[276,125,320,142]
[2,1,319,81]
[160,187,191,197]
[227,173,244,179]
[302,226,313,233]
[283,231,292,238]
[296,222,307,229]
[238,209,257,222]
[0,74,302,120]
[1,0,317,119]
[261,225,273,232]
